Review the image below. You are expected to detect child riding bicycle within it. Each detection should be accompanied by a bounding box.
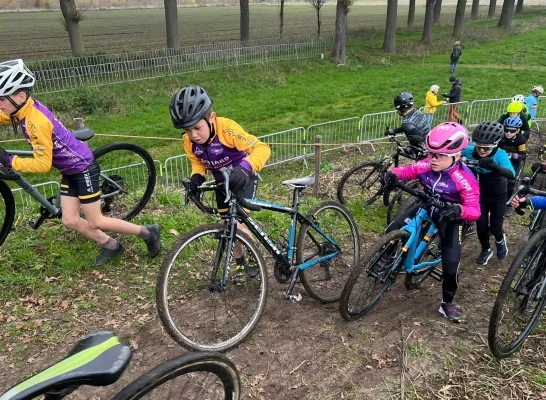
[383,122,480,322]
[462,121,515,264]
[170,85,271,284]
[0,59,160,266]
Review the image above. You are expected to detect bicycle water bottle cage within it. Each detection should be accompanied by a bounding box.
[72,127,95,142]
[0,332,131,400]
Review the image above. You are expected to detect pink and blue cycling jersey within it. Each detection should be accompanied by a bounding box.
[391,158,481,221]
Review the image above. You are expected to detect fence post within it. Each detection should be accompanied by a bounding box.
[313,135,321,196]
[74,118,85,129]
[511,55,515,70]
[520,49,523,63]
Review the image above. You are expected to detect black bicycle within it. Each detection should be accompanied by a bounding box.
[0,127,156,246]
[0,331,240,400]
[336,134,422,207]
[157,168,359,352]
[488,169,546,359]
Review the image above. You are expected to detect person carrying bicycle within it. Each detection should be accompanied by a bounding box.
[0,59,161,266]
[499,116,527,216]
[461,121,515,265]
[498,101,531,140]
[383,122,480,322]
[511,163,546,210]
[385,92,429,155]
[170,85,271,284]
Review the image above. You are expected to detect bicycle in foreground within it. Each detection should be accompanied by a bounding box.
[157,168,360,352]
[488,169,546,359]
[336,134,422,207]
[0,331,240,400]
[339,180,448,320]
[0,126,156,246]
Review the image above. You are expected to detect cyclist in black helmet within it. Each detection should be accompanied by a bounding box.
[170,85,271,284]
[385,92,430,153]
[461,121,515,266]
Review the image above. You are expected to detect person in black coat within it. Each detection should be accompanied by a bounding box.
[443,76,463,124]
[450,41,462,74]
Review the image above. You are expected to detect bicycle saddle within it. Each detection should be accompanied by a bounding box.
[72,127,95,142]
[0,331,132,400]
[282,176,315,187]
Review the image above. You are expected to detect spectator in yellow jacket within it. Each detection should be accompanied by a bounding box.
[423,85,446,129]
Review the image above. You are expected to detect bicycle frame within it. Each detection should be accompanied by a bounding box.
[399,208,441,274]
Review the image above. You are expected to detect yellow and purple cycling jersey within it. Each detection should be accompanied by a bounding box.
[0,97,94,175]
[183,117,270,181]
[391,159,481,221]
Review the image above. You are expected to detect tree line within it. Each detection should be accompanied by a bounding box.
[55,0,527,64]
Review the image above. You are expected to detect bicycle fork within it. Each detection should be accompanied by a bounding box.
[209,222,237,292]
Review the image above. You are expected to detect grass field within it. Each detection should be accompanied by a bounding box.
[0,3,487,60]
[2,9,546,399]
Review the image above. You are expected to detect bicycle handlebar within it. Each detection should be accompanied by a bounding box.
[386,134,426,161]
[461,157,479,168]
[509,169,546,215]
[0,164,21,181]
[182,167,262,214]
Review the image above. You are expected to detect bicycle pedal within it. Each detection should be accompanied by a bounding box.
[430,268,443,282]
[287,293,302,302]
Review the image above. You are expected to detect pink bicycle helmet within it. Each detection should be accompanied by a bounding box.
[425,122,469,155]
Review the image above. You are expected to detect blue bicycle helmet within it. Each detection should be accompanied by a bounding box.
[503,116,523,129]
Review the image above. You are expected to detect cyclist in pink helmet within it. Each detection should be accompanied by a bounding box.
[383,122,480,322]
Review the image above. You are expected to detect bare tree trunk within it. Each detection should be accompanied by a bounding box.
[515,0,523,14]
[488,0,496,17]
[59,0,85,55]
[452,0,467,39]
[407,0,415,28]
[421,0,436,45]
[279,0,285,39]
[433,0,442,24]
[470,0,479,20]
[163,0,179,49]
[316,7,321,38]
[497,0,515,28]
[382,0,397,53]
[332,0,349,64]
[240,0,250,42]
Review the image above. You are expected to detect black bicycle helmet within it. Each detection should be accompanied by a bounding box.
[170,86,212,129]
[471,121,504,145]
[394,92,414,110]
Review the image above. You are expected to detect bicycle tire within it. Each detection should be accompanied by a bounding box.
[488,229,546,359]
[156,223,268,352]
[385,180,420,225]
[0,180,15,246]
[92,142,156,221]
[296,201,360,303]
[336,161,384,206]
[404,234,440,290]
[339,230,409,321]
[112,352,241,400]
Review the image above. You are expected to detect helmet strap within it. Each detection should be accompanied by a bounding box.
[6,94,29,135]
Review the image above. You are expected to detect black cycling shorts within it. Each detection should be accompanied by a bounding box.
[60,162,101,204]
[216,174,258,213]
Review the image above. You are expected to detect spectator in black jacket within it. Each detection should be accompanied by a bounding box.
[450,41,462,74]
[443,76,463,124]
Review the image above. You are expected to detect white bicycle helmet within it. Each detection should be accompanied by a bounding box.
[532,85,544,94]
[0,59,35,96]
[512,94,525,103]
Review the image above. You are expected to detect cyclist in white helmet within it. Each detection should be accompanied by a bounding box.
[0,59,161,266]
[525,85,543,120]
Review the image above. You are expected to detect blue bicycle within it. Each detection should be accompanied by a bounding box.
[339,181,447,320]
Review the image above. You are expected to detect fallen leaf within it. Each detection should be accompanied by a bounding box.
[169,229,180,236]
[60,300,70,310]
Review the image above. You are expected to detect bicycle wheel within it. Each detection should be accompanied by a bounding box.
[336,161,383,206]
[93,142,156,221]
[156,223,268,352]
[113,352,240,400]
[404,234,440,290]
[0,180,15,246]
[385,180,420,225]
[488,229,546,359]
[339,230,409,321]
[296,201,359,303]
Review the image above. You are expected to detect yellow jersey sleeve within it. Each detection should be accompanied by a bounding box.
[216,117,271,173]
[0,110,11,126]
[10,111,54,173]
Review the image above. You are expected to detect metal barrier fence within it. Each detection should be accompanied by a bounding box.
[11,181,60,210]
[419,101,470,127]
[7,96,546,200]
[30,41,325,94]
